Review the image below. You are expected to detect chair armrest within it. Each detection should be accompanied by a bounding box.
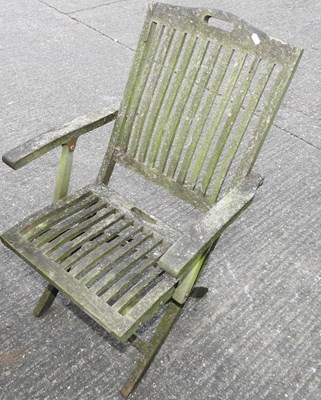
[2,103,120,170]
[159,173,264,278]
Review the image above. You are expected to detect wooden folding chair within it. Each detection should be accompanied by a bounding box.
[1,3,302,397]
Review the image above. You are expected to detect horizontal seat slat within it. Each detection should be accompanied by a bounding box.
[96,240,164,300]
[61,217,130,271]
[111,266,163,312]
[0,230,133,340]
[23,192,97,240]
[80,229,150,287]
[43,206,115,254]
[32,200,108,247]
[69,224,140,279]
[125,276,176,323]
[51,213,126,263]
[1,186,178,341]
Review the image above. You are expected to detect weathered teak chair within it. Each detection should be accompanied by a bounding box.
[1,3,302,397]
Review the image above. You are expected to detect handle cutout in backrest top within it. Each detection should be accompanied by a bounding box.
[204,15,234,32]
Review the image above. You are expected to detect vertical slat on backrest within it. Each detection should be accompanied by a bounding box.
[118,22,163,147]
[230,66,298,187]
[128,26,175,159]
[200,57,261,193]
[176,47,236,186]
[166,42,222,179]
[208,61,275,203]
[99,3,303,210]
[143,30,187,166]
[97,9,162,185]
[157,39,209,173]
[185,51,248,189]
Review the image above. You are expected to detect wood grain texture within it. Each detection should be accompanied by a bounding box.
[0,187,177,341]
[99,2,302,208]
[3,104,119,170]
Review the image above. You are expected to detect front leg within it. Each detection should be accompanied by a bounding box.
[172,238,219,304]
[34,139,76,316]
[33,285,59,317]
[172,254,206,304]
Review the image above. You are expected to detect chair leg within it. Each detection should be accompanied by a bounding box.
[190,286,209,298]
[120,239,221,397]
[33,140,76,318]
[173,237,220,304]
[172,254,206,304]
[120,302,182,398]
[53,139,76,201]
[33,284,59,317]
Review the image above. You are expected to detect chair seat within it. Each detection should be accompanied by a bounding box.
[1,187,178,341]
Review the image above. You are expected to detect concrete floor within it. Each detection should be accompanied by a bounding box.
[0,1,321,399]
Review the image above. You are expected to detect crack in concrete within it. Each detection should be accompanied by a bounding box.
[38,0,134,52]
[68,0,128,15]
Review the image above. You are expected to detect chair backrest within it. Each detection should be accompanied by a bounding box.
[99,3,302,210]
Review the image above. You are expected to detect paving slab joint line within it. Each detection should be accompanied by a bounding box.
[67,0,128,15]
[273,122,321,152]
[292,106,320,120]
[36,0,321,155]
[38,0,134,52]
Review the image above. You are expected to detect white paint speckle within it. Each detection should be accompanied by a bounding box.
[251,33,261,45]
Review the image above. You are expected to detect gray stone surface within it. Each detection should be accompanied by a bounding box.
[1,1,320,400]
[38,0,129,15]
